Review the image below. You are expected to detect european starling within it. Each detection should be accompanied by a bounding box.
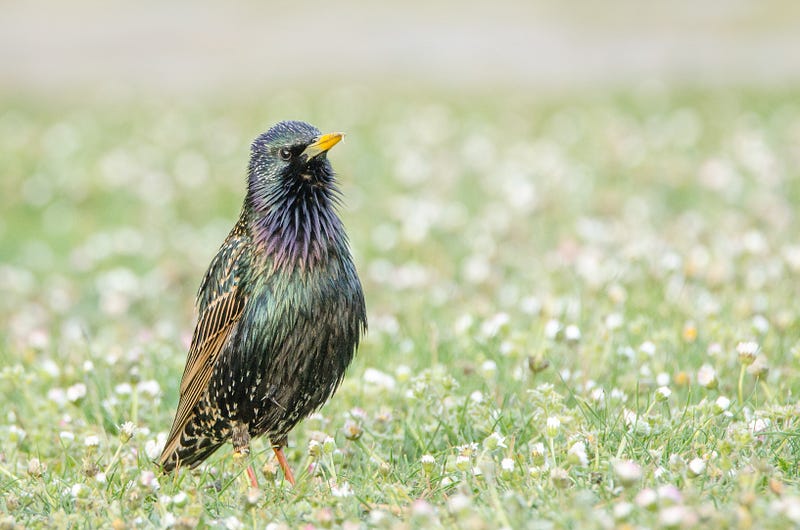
[159,121,367,485]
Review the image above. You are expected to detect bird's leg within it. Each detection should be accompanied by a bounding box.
[272,436,296,486]
[232,422,258,488]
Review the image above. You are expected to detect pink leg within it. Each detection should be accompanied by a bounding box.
[273,446,296,486]
[245,465,259,488]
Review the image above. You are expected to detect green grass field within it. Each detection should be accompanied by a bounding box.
[1,87,800,528]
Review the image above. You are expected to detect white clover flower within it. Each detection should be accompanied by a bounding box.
[623,409,651,435]
[394,364,412,382]
[8,425,26,443]
[614,502,634,520]
[70,483,87,498]
[713,396,731,413]
[528,466,544,478]
[659,505,693,527]
[567,441,588,467]
[453,314,474,335]
[501,458,515,475]
[457,442,479,456]
[331,481,353,498]
[421,454,435,474]
[610,388,628,402]
[497,343,516,360]
[697,364,717,389]
[410,499,435,518]
[656,372,670,386]
[455,455,471,471]
[635,487,658,509]
[530,442,546,465]
[544,319,561,340]
[171,491,189,507]
[687,458,706,477]
[114,383,133,395]
[747,355,769,378]
[479,360,498,378]
[545,416,561,438]
[244,487,262,507]
[137,380,161,397]
[82,360,94,373]
[348,407,368,420]
[139,470,160,491]
[223,516,243,530]
[469,390,484,403]
[27,457,46,477]
[145,433,166,460]
[590,387,606,403]
[640,341,656,356]
[447,493,472,513]
[564,325,581,342]
[41,359,60,377]
[95,472,107,484]
[308,439,322,457]
[657,484,683,505]
[84,435,100,448]
[737,341,759,365]
[480,312,510,338]
[613,459,642,486]
[483,432,507,450]
[119,421,137,442]
[655,386,672,402]
[59,431,75,443]
[549,467,570,489]
[605,313,624,330]
[748,417,770,433]
[342,420,363,441]
[752,315,770,334]
[66,383,87,403]
[47,388,67,407]
[617,346,635,360]
[363,368,396,390]
[520,296,542,315]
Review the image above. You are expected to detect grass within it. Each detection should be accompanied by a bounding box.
[1,86,800,528]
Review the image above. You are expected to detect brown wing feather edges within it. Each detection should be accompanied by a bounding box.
[159,236,249,467]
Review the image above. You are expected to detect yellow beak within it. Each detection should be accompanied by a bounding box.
[302,132,344,159]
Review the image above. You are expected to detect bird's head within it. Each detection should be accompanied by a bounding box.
[247,121,344,204]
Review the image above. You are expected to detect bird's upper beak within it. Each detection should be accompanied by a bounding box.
[302,132,344,159]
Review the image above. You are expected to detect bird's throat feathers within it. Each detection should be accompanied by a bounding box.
[246,181,345,271]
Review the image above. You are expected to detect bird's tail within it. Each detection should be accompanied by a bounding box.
[159,435,225,472]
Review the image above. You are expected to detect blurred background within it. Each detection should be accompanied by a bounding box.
[2,0,800,361]
[2,0,800,96]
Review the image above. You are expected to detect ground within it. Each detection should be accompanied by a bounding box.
[1,87,800,528]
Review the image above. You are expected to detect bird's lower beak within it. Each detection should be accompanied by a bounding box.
[302,132,344,159]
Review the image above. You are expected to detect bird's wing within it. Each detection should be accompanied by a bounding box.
[159,235,250,465]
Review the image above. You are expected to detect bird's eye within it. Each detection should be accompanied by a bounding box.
[279,147,292,161]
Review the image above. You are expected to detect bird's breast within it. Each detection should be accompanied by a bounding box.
[217,251,366,435]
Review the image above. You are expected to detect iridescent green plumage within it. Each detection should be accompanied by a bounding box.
[159,121,367,481]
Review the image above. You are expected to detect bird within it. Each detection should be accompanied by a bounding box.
[158,120,367,486]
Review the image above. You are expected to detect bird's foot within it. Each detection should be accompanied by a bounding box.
[231,422,257,487]
[231,421,251,454]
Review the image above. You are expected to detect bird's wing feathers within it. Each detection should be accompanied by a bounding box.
[159,234,250,465]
